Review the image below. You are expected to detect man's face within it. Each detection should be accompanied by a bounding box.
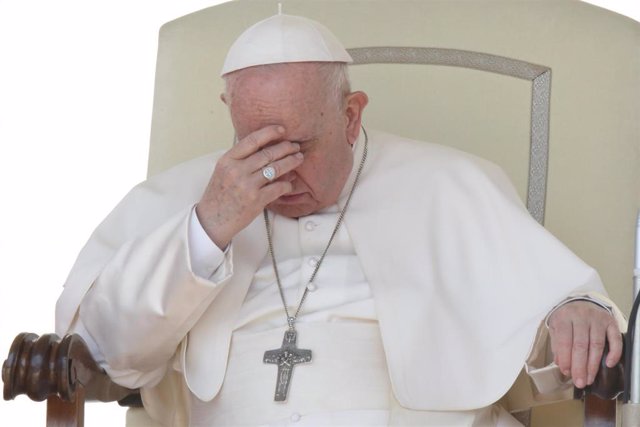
[227,63,357,218]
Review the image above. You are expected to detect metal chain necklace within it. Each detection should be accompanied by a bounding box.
[262,128,368,402]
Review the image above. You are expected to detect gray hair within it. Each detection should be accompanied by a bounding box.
[224,62,351,111]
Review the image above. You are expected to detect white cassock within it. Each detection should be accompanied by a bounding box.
[55,130,624,426]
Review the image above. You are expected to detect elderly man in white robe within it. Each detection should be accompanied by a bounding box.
[55,13,624,427]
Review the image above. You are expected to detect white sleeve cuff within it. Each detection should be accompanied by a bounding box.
[188,206,231,280]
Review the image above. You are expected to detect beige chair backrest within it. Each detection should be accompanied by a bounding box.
[150,0,639,313]
[146,1,639,423]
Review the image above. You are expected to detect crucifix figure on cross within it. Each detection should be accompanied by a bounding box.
[263,329,312,401]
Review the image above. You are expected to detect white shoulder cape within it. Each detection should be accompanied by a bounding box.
[55,130,605,410]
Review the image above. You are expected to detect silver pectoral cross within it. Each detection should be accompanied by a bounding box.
[263,329,312,401]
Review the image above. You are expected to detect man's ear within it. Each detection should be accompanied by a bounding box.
[220,93,227,105]
[344,91,369,145]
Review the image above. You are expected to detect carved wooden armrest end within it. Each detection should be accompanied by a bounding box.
[573,338,625,401]
[3,332,135,404]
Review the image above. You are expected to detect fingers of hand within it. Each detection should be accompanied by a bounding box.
[548,302,620,389]
[253,140,301,171]
[585,324,606,386]
[230,125,285,159]
[209,141,302,209]
[605,322,623,368]
[569,322,589,388]
[260,180,294,205]
[255,152,304,185]
[549,317,573,377]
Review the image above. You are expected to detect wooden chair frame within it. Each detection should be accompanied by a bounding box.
[2,332,625,427]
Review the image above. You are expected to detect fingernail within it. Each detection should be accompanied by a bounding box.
[587,375,594,384]
[575,378,584,388]
[295,152,303,159]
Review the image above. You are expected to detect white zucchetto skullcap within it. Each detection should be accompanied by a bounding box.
[221,13,353,76]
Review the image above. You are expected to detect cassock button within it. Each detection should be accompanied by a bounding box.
[304,221,317,231]
[306,283,317,292]
[290,412,301,422]
[308,257,318,267]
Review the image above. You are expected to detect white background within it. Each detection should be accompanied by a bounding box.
[0,1,637,425]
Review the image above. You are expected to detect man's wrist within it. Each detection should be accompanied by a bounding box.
[194,203,232,250]
[545,295,613,328]
[188,206,229,279]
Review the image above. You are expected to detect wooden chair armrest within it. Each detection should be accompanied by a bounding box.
[3,332,626,426]
[573,337,625,401]
[573,338,625,427]
[3,332,136,403]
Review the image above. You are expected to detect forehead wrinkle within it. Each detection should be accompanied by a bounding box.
[232,97,320,138]
[229,65,324,107]
[235,99,302,131]
[228,66,329,140]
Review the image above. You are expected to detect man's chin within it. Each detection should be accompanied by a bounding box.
[267,196,317,218]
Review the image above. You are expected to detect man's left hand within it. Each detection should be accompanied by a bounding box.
[547,300,622,389]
